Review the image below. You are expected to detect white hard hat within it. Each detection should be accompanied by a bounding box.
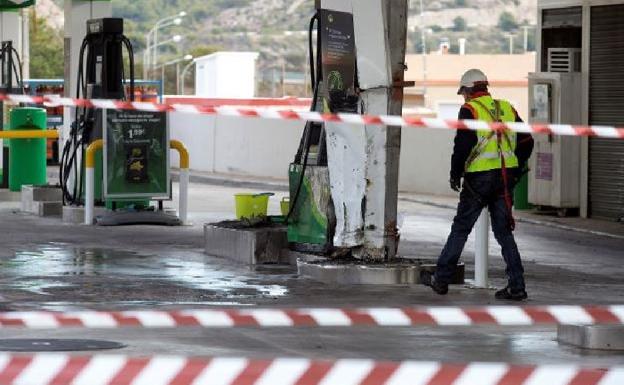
[457,69,489,94]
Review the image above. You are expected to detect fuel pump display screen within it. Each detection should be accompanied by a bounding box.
[320,9,356,95]
[104,110,170,199]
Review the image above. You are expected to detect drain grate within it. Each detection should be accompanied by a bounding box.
[0,339,126,352]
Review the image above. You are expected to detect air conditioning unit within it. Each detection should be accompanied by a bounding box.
[547,48,581,73]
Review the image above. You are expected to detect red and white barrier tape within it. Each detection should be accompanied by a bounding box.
[164,96,312,107]
[0,354,620,385]
[2,93,624,139]
[0,305,622,329]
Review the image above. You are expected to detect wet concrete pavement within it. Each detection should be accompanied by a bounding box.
[6,326,624,365]
[0,182,622,365]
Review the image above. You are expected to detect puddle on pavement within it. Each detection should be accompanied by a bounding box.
[163,260,287,297]
[0,244,288,303]
[36,301,254,311]
[8,280,73,296]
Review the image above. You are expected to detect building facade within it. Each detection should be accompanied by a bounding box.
[404,53,535,119]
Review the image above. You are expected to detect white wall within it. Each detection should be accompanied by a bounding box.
[169,113,456,196]
[169,112,217,173]
[398,128,454,195]
[169,112,303,180]
[0,11,20,48]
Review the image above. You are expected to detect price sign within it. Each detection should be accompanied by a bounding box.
[103,110,170,199]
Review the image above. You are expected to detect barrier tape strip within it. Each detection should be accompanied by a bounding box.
[1,305,622,329]
[2,93,624,139]
[0,354,620,385]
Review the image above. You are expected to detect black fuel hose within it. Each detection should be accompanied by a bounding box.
[60,32,136,205]
[9,47,24,94]
[122,36,135,101]
[285,11,322,224]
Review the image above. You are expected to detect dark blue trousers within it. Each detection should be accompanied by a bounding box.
[435,170,526,291]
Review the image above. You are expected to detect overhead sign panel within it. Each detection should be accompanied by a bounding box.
[0,0,35,9]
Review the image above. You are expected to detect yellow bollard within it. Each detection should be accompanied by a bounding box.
[84,140,103,225]
[170,140,190,224]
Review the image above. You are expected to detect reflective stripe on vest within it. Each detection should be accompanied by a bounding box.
[465,95,519,173]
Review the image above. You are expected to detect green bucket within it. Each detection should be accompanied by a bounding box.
[234,193,273,220]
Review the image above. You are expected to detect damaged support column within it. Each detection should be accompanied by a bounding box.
[360,90,402,260]
[353,0,407,260]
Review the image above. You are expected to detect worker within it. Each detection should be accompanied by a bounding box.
[421,69,534,300]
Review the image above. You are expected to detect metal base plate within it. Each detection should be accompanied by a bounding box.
[298,258,465,285]
[96,210,181,226]
[558,325,624,351]
[464,280,498,290]
[0,339,126,352]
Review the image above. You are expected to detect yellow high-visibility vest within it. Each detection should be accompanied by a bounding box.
[465,95,519,173]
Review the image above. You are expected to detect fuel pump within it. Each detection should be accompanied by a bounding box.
[60,18,135,206]
[287,6,359,253]
[288,0,407,260]
[0,40,25,188]
[0,40,24,94]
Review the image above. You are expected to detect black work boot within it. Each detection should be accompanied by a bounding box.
[495,286,528,301]
[420,271,449,295]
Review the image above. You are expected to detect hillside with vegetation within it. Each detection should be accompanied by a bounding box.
[39,0,536,94]
[109,0,537,57]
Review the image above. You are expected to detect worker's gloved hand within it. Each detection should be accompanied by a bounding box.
[450,176,462,192]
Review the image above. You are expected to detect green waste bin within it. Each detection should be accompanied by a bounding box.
[513,173,532,210]
[8,107,47,192]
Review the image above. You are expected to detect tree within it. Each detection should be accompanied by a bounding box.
[452,16,467,32]
[454,0,467,6]
[189,45,221,59]
[498,11,519,32]
[29,13,64,79]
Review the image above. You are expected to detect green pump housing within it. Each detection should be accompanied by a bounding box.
[288,164,333,249]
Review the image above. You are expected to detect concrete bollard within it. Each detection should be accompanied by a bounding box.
[474,209,490,288]
[178,167,189,225]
